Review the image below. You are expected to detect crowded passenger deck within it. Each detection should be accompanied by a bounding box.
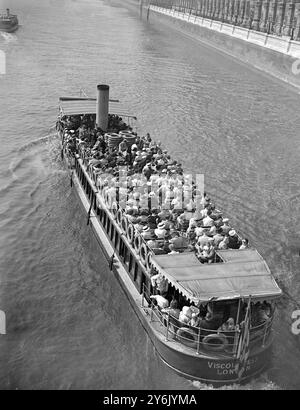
[57,86,282,382]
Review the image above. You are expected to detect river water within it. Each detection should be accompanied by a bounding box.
[0,0,300,390]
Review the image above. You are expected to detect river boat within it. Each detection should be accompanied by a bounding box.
[56,84,282,385]
[0,9,18,33]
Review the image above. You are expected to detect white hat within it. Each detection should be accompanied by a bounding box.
[223,218,229,223]
[143,226,150,232]
[229,229,236,236]
[157,222,165,229]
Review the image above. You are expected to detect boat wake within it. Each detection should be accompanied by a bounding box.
[191,374,281,390]
[0,132,62,203]
[8,132,59,180]
[0,31,17,43]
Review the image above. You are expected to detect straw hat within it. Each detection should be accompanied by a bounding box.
[229,229,236,236]
[194,213,203,221]
[157,222,166,229]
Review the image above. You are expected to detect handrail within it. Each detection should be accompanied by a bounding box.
[145,302,272,354]
[141,279,273,353]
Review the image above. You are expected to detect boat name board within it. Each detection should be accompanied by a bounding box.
[207,356,258,375]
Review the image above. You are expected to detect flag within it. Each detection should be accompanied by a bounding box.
[235,297,252,381]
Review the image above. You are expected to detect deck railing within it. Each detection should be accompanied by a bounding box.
[141,284,274,357]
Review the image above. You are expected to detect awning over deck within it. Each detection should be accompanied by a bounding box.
[58,97,137,119]
[151,249,282,304]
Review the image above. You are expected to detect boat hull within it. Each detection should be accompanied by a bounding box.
[0,24,18,32]
[61,146,273,386]
[148,331,272,384]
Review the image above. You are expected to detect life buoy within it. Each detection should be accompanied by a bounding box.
[111,202,118,219]
[117,209,123,225]
[140,243,148,266]
[121,216,128,234]
[127,223,135,243]
[177,327,198,349]
[202,333,228,352]
[146,252,153,272]
[134,234,142,254]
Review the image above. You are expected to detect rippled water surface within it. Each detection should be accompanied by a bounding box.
[1,0,300,390]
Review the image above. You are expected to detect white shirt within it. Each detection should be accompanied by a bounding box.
[203,215,214,227]
[155,228,167,239]
[151,273,169,294]
[150,295,169,309]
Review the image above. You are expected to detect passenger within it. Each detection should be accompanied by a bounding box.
[218,235,229,250]
[239,238,249,249]
[256,302,272,324]
[169,232,186,251]
[199,309,223,331]
[179,306,193,324]
[187,226,197,245]
[208,224,217,237]
[188,213,203,231]
[155,221,167,239]
[203,210,214,227]
[213,228,224,248]
[200,192,210,208]
[146,133,152,143]
[162,238,171,254]
[198,243,215,263]
[197,230,210,249]
[189,313,201,328]
[157,209,170,222]
[219,318,236,332]
[125,208,135,223]
[143,163,153,180]
[150,272,169,296]
[150,294,169,309]
[221,218,231,235]
[141,226,153,240]
[147,210,158,229]
[228,230,240,249]
[139,209,150,224]
[161,299,180,319]
[195,220,205,237]
[147,235,159,250]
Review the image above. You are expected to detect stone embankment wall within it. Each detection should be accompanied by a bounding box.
[148,1,300,88]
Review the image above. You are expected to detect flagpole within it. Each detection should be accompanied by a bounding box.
[235,295,252,383]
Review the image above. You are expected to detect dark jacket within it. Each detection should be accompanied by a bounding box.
[228,235,240,249]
